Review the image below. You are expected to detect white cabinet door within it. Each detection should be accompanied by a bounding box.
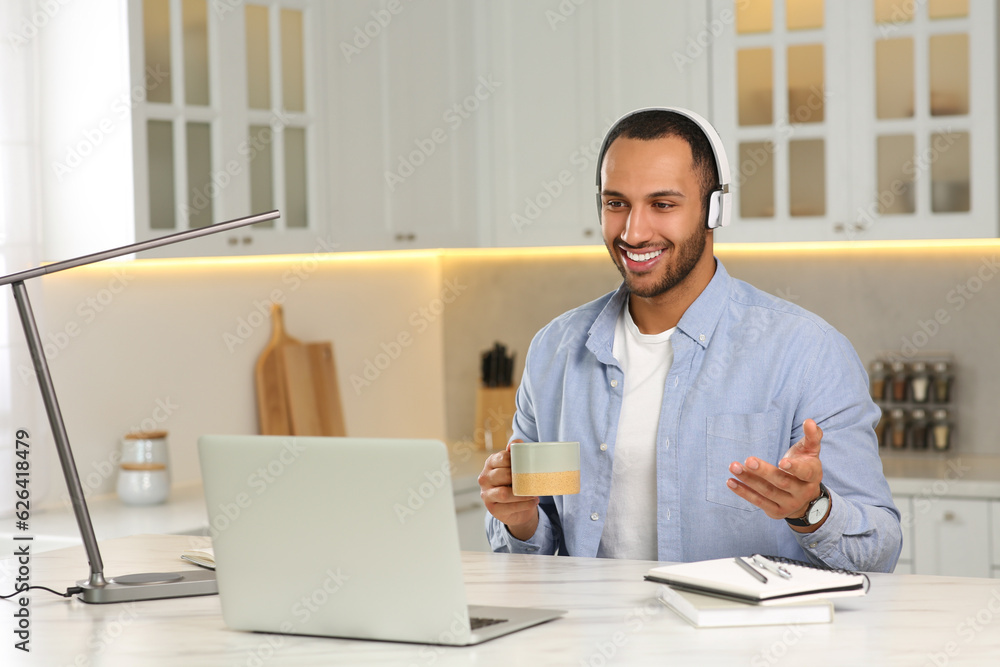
[485,0,708,248]
[893,494,915,571]
[453,487,491,553]
[327,0,478,251]
[912,497,991,578]
[992,500,999,573]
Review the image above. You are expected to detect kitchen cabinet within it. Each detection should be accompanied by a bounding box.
[886,456,1000,578]
[129,0,327,258]
[483,0,708,248]
[993,500,1000,578]
[127,0,483,256]
[326,0,479,252]
[910,496,992,578]
[891,488,998,578]
[893,494,914,574]
[125,0,708,255]
[46,1,1000,258]
[453,485,491,553]
[708,0,997,242]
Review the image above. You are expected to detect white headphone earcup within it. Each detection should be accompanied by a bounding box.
[707,190,723,229]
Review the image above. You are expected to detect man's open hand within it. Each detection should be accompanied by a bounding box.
[726,419,826,530]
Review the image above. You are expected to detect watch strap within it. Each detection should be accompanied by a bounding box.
[785,483,829,527]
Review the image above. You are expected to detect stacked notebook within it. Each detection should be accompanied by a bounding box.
[645,555,870,628]
[180,547,216,570]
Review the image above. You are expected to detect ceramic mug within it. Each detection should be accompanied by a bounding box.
[510,441,580,496]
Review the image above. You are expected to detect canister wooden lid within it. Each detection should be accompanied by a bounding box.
[123,430,168,440]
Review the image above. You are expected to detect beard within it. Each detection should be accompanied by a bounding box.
[606,225,708,299]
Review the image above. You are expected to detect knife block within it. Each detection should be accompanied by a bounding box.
[473,386,517,451]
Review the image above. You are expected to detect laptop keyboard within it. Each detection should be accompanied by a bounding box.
[470,616,508,630]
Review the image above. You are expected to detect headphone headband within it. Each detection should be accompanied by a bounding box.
[594,107,732,229]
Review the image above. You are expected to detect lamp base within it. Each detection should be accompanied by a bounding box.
[77,569,218,604]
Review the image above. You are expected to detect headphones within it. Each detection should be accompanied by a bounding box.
[594,107,732,230]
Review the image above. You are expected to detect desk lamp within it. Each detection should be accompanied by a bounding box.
[0,210,279,603]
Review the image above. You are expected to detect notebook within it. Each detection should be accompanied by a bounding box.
[644,555,869,605]
[179,547,215,570]
[197,435,565,645]
[657,586,833,628]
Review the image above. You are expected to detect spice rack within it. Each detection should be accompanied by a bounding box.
[869,354,954,453]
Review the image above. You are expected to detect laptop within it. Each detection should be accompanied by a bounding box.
[197,435,565,645]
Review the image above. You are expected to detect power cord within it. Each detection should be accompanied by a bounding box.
[1,585,83,599]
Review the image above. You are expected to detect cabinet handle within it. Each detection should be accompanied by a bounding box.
[242,236,253,245]
[583,229,594,237]
[942,511,956,522]
[227,237,238,246]
[394,233,417,242]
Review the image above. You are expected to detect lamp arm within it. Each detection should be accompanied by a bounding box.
[2,210,280,602]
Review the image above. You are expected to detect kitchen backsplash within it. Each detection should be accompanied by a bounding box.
[14,242,1000,507]
[439,244,1000,460]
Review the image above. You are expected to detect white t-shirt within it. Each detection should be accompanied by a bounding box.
[597,301,674,560]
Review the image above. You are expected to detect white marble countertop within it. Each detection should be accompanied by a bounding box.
[3,534,1000,666]
[881,453,1000,497]
[0,483,210,554]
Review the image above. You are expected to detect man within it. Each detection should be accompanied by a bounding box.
[478,107,901,573]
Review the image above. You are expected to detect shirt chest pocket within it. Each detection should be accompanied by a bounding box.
[705,412,780,512]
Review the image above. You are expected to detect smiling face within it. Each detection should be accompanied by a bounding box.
[599,134,715,301]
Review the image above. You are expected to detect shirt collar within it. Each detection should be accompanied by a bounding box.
[675,258,730,350]
[586,258,732,360]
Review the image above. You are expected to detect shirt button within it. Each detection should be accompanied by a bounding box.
[610,379,618,388]
[699,334,706,342]
[600,443,608,451]
[809,542,818,549]
[664,438,670,448]
[591,513,599,521]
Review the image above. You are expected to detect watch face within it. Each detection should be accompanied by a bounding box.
[807,495,831,524]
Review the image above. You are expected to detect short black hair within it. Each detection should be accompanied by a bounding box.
[597,110,720,205]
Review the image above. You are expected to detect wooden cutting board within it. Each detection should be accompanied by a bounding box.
[305,341,346,437]
[255,304,346,437]
[254,304,300,435]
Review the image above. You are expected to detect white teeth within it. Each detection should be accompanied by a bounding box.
[624,249,663,262]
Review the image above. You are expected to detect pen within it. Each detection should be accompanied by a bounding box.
[734,557,767,584]
[752,555,792,580]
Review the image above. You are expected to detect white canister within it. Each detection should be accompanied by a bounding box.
[117,431,171,505]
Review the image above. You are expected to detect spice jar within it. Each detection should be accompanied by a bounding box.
[931,409,952,451]
[869,360,888,402]
[909,361,930,403]
[888,408,907,450]
[932,361,953,403]
[907,408,928,450]
[890,361,908,402]
[117,430,170,505]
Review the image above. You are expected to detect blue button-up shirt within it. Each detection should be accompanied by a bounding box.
[487,260,902,573]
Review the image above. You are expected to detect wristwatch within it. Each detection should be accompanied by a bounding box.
[784,483,830,527]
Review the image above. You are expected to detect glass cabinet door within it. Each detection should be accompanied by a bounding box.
[132,0,322,256]
[141,0,217,232]
[715,0,841,241]
[710,0,995,241]
[869,0,974,233]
